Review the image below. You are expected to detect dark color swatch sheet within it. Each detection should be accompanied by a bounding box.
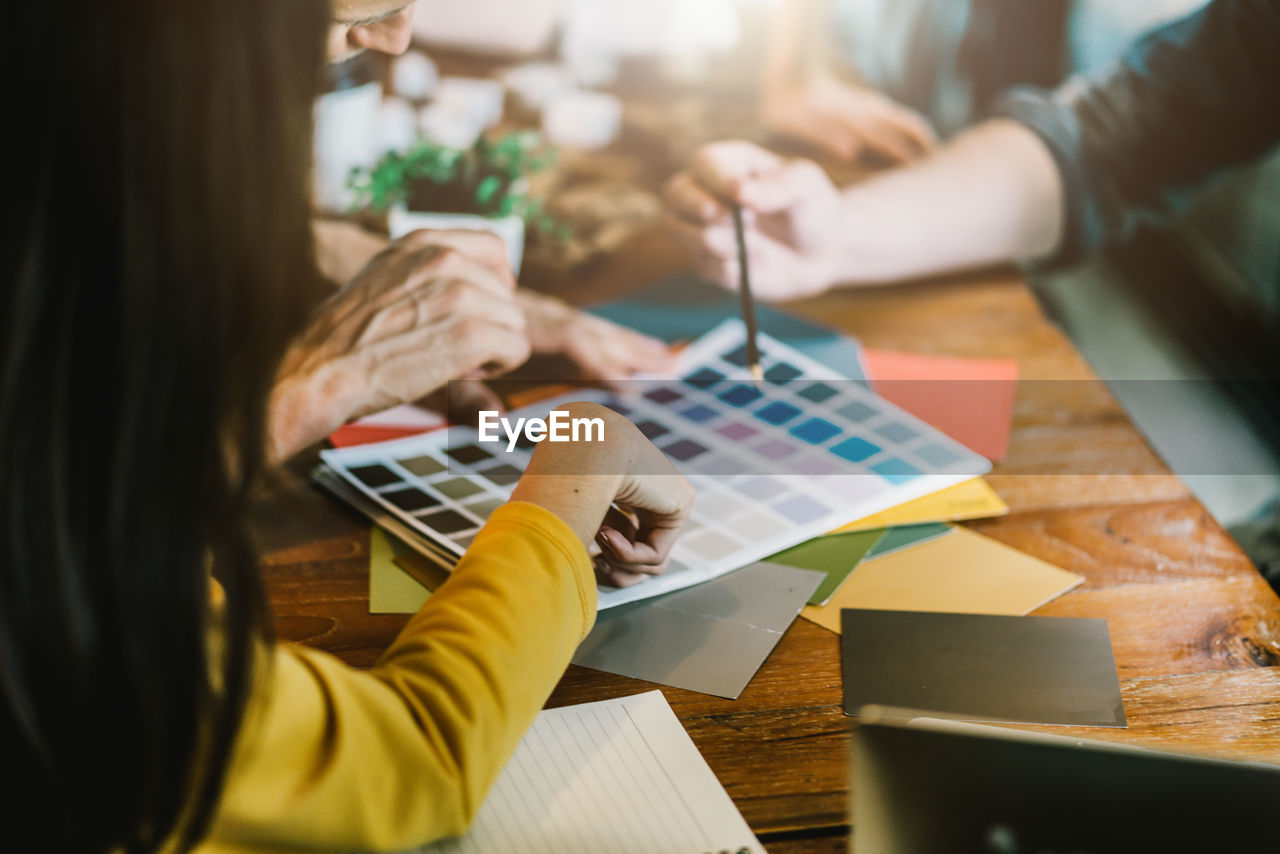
[841,609,1126,727]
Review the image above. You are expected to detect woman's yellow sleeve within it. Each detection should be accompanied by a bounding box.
[199,501,596,853]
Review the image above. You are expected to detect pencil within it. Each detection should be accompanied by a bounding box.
[730,202,763,382]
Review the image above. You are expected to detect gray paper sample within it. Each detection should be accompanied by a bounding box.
[573,562,823,699]
[841,609,1126,727]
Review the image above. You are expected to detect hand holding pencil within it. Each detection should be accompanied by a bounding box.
[664,140,848,302]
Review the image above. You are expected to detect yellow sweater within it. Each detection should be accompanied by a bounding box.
[198,502,595,853]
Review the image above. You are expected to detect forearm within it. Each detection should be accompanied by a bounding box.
[509,404,630,547]
[205,504,595,851]
[313,217,390,287]
[831,119,1065,285]
[763,0,829,89]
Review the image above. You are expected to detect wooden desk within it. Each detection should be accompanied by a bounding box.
[255,241,1280,852]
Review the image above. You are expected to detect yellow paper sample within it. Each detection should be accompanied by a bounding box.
[802,526,1083,634]
[369,527,432,614]
[828,478,1008,534]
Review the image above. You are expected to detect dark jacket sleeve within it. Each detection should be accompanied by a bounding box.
[995,0,1280,266]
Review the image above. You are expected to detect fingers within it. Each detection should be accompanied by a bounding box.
[406,245,513,300]
[593,558,650,589]
[562,316,676,383]
[664,171,731,225]
[360,275,525,346]
[689,140,788,204]
[870,98,938,155]
[841,106,936,165]
[668,142,832,225]
[593,504,686,585]
[395,229,516,291]
[763,103,862,161]
[598,522,681,571]
[347,238,514,326]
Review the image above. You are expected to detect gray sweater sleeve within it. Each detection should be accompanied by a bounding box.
[995,0,1280,267]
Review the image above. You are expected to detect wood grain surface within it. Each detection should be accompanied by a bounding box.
[253,254,1280,851]
[260,79,1280,846]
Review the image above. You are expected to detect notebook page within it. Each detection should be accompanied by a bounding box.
[420,691,763,854]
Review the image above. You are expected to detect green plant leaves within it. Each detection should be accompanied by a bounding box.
[348,132,560,224]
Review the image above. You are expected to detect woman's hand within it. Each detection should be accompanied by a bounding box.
[762,75,937,165]
[518,291,676,384]
[268,230,530,462]
[510,403,695,588]
[665,140,850,301]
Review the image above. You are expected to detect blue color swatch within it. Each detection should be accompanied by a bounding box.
[680,404,719,423]
[720,385,764,407]
[755,401,802,425]
[831,437,881,463]
[790,418,841,445]
[871,458,923,484]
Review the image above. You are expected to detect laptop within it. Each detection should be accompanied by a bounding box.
[852,706,1280,853]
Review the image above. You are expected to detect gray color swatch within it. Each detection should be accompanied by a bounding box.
[841,609,1126,727]
[573,562,823,699]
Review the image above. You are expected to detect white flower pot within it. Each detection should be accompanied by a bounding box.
[388,207,525,275]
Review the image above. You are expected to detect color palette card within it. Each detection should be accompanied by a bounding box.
[319,319,990,610]
[801,526,1084,634]
[840,609,1126,727]
[572,562,823,699]
[862,348,1019,460]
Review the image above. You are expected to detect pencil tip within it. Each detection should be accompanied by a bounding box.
[750,364,764,383]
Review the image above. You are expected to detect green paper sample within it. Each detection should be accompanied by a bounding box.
[865,523,954,560]
[768,528,886,605]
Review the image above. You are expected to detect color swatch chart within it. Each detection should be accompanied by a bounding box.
[319,320,989,609]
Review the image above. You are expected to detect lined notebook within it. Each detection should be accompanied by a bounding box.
[420,691,763,854]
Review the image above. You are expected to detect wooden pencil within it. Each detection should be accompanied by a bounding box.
[730,202,763,382]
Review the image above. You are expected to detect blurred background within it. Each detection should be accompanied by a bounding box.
[314,0,1280,566]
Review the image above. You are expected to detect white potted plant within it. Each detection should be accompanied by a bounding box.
[349,131,561,275]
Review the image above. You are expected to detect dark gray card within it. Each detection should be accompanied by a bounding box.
[841,609,1126,727]
[573,562,822,699]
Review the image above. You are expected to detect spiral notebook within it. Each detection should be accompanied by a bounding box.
[419,691,763,854]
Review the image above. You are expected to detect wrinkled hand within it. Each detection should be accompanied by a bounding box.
[763,75,937,165]
[268,230,530,462]
[665,140,848,300]
[518,290,675,384]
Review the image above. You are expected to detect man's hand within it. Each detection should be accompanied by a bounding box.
[268,230,530,462]
[665,140,849,301]
[518,291,675,384]
[762,75,937,165]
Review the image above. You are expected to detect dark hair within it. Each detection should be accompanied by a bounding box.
[1,2,326,850]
